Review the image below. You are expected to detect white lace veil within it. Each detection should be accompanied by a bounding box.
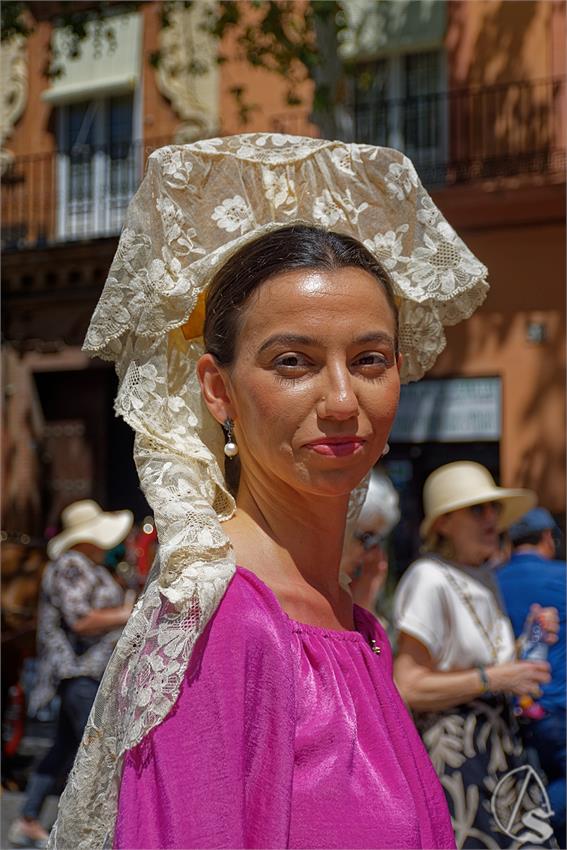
[48,134,488,849]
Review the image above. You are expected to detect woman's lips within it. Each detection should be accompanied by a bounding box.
[304,437,367,457]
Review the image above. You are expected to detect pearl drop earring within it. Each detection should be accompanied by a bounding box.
[381,442,390,457]
[223,418,239,458]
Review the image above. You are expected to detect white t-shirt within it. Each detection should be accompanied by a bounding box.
[394,557,516,671]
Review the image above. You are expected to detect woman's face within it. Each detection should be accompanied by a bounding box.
[199,266,401,499]
[435,502,502,566]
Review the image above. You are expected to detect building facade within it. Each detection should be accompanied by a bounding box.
[2,0,565,564]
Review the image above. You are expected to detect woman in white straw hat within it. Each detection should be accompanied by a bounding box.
[9,501,134,849]
[46,134,496,850]
[45,501,133,562]
[394,462,558,849]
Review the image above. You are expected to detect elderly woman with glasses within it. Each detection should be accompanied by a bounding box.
[394,462,559,849]
[341,469,400,614]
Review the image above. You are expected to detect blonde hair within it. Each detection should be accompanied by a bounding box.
[420,519,457,562]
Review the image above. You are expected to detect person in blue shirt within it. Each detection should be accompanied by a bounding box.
[498,507,565,850]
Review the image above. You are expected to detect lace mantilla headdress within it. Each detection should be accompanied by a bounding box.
[49,134,488,848]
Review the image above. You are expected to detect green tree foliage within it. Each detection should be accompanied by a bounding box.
[1,1,34,41]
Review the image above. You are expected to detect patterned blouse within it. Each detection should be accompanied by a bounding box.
[29,550,124,714]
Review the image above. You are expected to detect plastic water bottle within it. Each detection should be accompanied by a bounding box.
[515,616,548,720]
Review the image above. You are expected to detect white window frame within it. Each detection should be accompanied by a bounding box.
[56,86,142,242]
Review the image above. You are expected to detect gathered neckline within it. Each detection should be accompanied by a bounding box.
[288,616,367,642]
[235,565,369,642]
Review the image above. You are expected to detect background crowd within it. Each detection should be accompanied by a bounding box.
[2,459,565,849]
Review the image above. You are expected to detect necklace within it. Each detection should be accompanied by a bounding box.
[441,564,503,663]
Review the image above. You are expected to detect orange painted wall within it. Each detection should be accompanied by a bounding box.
[7,20,55,157]
[218,3,317,137]
[430,221,566,512]
[2,21,56,242]
[435,0,566,515]
[444,1,565,172]
[446,0,565,87]
[139,2,179,145]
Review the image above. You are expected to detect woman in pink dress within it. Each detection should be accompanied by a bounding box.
[48,135,490,849]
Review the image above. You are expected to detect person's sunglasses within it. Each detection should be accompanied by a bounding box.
[467,501,503,519]
[355,531,383,550]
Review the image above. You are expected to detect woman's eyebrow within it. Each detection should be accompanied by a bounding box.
[257,331,395,354]
[257,333,322,354]
[352,331,396,348]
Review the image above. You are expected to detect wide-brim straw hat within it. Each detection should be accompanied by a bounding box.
[47,499,134,560]
[420,461,536,539]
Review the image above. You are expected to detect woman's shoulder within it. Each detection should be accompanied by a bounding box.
[396,556,449,591]
[209,565,292,644]
[186,567,294,687]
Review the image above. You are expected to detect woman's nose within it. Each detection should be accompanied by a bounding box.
[317,368,359,421]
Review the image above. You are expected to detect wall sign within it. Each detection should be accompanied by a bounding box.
[390,377,501,443]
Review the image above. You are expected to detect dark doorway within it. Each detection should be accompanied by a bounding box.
[33,366,150,530]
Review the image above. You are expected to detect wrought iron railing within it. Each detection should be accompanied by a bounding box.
[349,75,565,186]
[1,137,171,250]
[2,77,564,250]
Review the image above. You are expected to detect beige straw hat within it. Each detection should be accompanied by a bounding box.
[420,462,536,538]
[47,500,134,560]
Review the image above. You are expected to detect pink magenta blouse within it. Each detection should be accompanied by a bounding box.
[115,567,455,849]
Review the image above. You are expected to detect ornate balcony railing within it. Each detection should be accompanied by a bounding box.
[2,77,564,250]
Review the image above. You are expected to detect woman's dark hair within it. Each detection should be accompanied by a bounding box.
[204,225,398,365]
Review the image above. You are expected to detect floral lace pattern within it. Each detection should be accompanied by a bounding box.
[84,135,488,370]
[50,134,489,849]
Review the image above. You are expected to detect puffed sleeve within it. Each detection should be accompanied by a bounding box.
[393,559,449,661]
[114,572,295,850]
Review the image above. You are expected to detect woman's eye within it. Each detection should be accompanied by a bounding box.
[272,353,312,382]
[353,353,389,368]
[274,354,309,369]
